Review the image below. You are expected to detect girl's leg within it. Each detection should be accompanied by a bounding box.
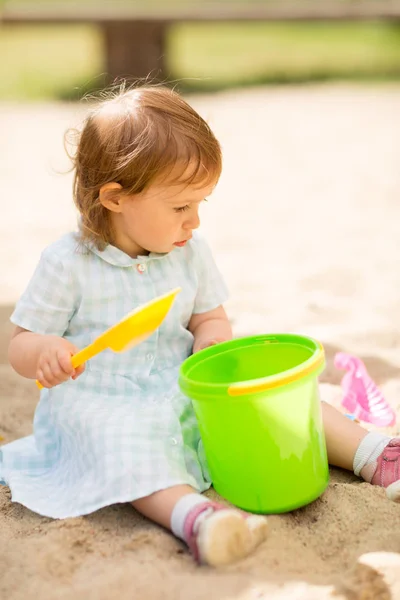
[321,401,400,502]
[133,484,194,529]
[132,485,268,566]
[321,401,368,470]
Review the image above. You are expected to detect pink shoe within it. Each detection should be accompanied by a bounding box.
[183,502,268,566]
[334,352,396,427]
[362,438,400,503]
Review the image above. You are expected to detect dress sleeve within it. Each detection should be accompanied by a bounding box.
[10,246,79,336]
[192,233,229,314]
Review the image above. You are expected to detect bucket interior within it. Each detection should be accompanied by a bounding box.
[184,337,316,387]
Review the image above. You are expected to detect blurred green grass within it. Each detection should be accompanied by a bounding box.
[171,22,400,91]
[0,25,103,99]
[1,21,400,100]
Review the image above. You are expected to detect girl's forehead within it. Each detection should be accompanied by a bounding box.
[144,178,216,202]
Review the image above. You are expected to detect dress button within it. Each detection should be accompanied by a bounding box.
[171,438,178,446]
[146,353,154,361]
[137,263,146,273]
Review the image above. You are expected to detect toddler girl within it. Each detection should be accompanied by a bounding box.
[1,86,399,568]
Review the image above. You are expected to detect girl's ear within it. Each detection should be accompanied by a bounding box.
[99,182,123,213]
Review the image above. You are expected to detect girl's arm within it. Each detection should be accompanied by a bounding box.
[8,240,84,387]
[188,306,232,353]
[9,327,54,378]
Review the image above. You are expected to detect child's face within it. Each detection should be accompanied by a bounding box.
[112,177,216,257]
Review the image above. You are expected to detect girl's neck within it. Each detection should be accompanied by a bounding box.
[111,235,149,259]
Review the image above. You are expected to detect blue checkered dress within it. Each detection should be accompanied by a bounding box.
[0,231,228,518]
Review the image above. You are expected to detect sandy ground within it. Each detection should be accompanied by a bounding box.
[1,84,400,599]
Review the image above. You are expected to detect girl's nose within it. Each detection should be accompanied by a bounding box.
[185,210,200,230]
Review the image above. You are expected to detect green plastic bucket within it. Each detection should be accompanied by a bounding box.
[179,334,329,513]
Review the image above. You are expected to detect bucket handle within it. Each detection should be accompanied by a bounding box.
[227,351,325,397]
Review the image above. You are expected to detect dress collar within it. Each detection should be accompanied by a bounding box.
[82,239,171,267]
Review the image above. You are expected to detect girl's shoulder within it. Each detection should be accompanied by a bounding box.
[40,232,89,267]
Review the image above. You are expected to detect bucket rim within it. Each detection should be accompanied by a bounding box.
[179,333,325,397]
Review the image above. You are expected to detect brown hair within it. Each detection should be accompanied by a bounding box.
[69,85,222,249]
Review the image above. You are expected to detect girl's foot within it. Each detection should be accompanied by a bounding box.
[184,502,268,566]
[361,438,400,502]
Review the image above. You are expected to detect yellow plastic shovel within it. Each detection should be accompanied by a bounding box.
[36,287,181,389]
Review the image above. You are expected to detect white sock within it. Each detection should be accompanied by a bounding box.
[353,431,391,477]
[170,493,211,542]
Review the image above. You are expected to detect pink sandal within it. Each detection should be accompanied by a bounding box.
[361,438,400,502]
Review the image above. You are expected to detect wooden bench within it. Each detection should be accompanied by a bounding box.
[2,2,400,82]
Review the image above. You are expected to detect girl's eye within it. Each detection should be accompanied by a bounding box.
[174,205,190,213]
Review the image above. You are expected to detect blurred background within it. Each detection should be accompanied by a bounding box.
[1,0,400,99]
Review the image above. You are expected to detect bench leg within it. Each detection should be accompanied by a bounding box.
[103,20,167,82]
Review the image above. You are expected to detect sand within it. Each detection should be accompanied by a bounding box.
[0,84,400,599]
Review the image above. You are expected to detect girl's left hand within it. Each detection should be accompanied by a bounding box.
[193,339,223,354]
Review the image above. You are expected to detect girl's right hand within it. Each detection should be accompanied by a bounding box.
[36,337,85,389]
